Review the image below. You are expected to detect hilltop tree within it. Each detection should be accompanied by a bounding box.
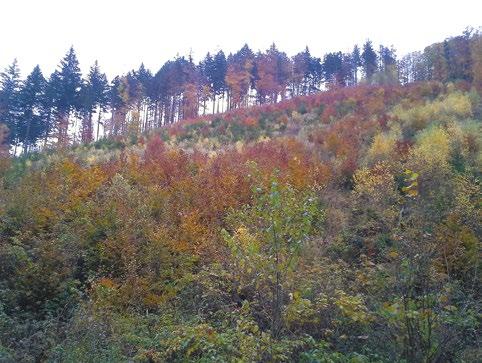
[291,47,312,96]
[213,50,227,113]
[80,61,109,143]
[107,76,128,136]
[0,59,21,152]
[135,63,154,131]
[225,44,255,109]
[52,47,82,147]
[352,45,362,85]
[362,40,378,81]
[308,55,323,93]
[323,52,344,86]
[255,44,291,104]
[41,71,61,147]
[376,45,399,84]
[17,65,47,153]
[198,53,213,114]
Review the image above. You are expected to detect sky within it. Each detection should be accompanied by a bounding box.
[0,0,480,79]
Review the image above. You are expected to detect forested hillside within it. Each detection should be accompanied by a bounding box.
[0,30,481,362]
[0,29,480,153]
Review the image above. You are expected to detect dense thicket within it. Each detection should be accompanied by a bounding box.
[0,77,480,361]
[0,29,480,153]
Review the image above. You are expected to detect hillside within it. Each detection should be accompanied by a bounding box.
[0,79,480,362]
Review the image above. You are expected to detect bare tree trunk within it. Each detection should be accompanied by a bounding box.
[23,118,32,155]
[58,112,69,148]
[96,109,102,140]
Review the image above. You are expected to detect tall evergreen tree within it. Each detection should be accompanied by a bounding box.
[53,47,82,147]
[352,45,362,85]
[213,50,227,112]
[0,59,21,152]
[80,61,109,142]
[18,65,47,153]
[379,45,397,71]
[323,52,343,86]
[361,40,378,81]
[292,48,311,96]
[308,55,322,93]
[41,71,61,147]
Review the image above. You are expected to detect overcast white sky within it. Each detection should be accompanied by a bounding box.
[0,0,480,79]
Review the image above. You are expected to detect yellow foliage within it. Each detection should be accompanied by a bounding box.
[334,290,373,323]
[353,161,397,198]
[411,127,451,167]
[392,91,473,130]
[367,132,397,162]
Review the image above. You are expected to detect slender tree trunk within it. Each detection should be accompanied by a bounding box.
[23,118,32,155]
[96,109,102,141]
[153,101,158,129]
[58,112,69,148]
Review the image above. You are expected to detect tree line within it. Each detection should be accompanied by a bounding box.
[0,28,480,153]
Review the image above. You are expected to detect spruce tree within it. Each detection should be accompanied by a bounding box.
[213,51,227,112]
[54,47,82,147]
[0,59,21,152]
[18,65,47,153]
[352,45,362,84]
[80,61,109,142]
[362,40,378,81]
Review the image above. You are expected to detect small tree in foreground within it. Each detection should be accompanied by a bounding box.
[223,172,323,338]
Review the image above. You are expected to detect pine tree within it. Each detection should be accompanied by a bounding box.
[53,47,82,147]
[0,59,22,152]
[18,65,47,153]
[308,55,322,93]
[352,45,362,85]
[362,40,378,81]
[41,71,61,147]
[213,50,227,112]
[377,45,398,85]
[323,52,343,86]
[80,61,109,143]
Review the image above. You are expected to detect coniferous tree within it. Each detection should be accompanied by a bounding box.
[198,53,212,114]
[272,45,291,101]
[292,48,311,96]
[323,52,343,86]
[213,50,227,112]
[308,55,322,93]
[0,59,21,152]
[18,65,47,153]
[41,71,61,147]
[53,47,82,147]
[362,40,378,81]
[210,50,228,112]
[108,76,128,136]
[80,61,109,143]
[135,63,154,130]
[379,45,397,71]
[376,45,399,84]
[352,45,362,85]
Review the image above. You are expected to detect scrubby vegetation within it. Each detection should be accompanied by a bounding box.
[0,80,480,362]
